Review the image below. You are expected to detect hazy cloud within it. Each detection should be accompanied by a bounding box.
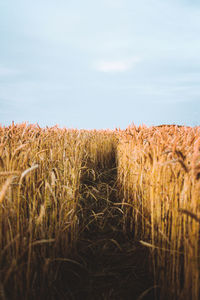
[0,0,200,128]
[0,65,20,77]
[94,57,141,73]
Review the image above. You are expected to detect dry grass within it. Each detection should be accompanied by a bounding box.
[0,123,87,298]
[0,122,199,299]
[117,124,200,300]
[0,123,117,299]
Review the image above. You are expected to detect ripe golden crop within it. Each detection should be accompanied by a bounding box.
[0,123,199,299]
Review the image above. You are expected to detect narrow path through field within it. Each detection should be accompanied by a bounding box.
[67,157,155,300]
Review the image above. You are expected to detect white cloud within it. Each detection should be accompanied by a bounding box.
[103,0,125,8]
[94,57,141,73]
[0,65,20,76]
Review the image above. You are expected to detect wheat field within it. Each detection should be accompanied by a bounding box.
[0,123,199,299]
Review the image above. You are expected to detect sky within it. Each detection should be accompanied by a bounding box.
[0,0,200,129]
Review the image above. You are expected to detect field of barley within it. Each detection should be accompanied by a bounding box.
[0,123,199,300]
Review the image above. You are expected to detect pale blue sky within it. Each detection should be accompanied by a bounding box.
[0,0,200,129]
